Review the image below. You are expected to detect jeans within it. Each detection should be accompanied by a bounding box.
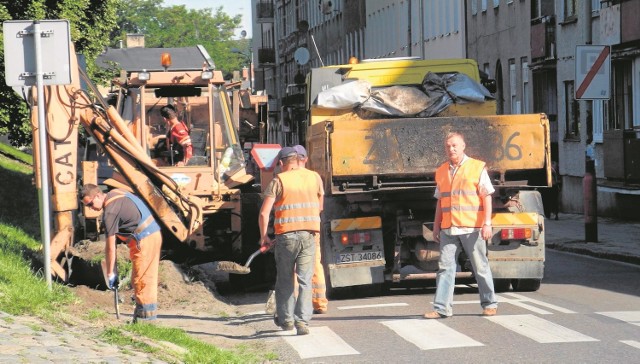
[274,230,316,326]
[433,230,497,316]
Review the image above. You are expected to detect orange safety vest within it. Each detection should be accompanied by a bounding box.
[274,168,321,234]
[435,157,485,229]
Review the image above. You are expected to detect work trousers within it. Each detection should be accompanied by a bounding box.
[274,230,315,326]
[312,233,328,311]
[128,231,162,321]
[433,229,497,316]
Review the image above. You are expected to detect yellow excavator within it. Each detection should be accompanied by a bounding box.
[29,43,263,283]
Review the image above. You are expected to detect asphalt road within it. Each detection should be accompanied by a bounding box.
[228,250,640,363]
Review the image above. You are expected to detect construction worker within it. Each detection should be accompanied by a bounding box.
[80,184,163,322]
[294,144,328,314]
[424,132,498,319]
[160,105,192,166]
[258,147,324,335]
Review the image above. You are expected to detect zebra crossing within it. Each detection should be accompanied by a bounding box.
[274,296,640,360]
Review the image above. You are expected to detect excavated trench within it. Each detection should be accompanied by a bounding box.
[56,238,274,292]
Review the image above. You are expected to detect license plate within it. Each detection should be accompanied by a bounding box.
[337,250,383,264]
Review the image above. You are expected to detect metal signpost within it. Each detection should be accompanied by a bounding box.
[3,20,71,289]
[575,45,610,243]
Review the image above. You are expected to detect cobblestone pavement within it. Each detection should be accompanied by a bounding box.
[0,311,165,363]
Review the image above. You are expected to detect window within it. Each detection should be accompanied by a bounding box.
[591,0,601,14]
[531,0,541,19]
[564,81,579,139]
[592,101,605,143]
[533,69,557,120]
[610,59,633,130]
[521,58,530,114]
[564,0,576,21]
[482,0,487,12]
[509,59,517,114]
[472,0,478,15]
[493,0,500,8]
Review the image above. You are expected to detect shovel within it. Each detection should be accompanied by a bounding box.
[100,260,120,320]
[216,243,272,274]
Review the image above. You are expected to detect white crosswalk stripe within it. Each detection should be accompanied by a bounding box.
[597,311,640,327]
[500,293,577,314]
[279,326,359,359]
[381,319,484,350]
[276,308,630,360]
[621,340,640,349]
[444,294,575,315]
[338,302,409,310]
[486,314,598,343]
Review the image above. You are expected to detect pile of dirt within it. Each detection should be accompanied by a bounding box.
[69,240,237,322]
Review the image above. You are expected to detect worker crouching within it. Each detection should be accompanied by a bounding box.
[81,184,163,322]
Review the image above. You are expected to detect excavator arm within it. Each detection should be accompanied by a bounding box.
[30,44,203,281]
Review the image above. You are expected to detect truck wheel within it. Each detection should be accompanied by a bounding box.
[493,279,512,293]
[512,279,541,292]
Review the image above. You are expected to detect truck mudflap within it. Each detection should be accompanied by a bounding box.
[310,113,551,191]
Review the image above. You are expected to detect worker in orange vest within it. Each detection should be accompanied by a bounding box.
[424,132,498,319]
[259,147,324,335]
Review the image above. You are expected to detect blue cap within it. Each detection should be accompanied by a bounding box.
[277,146,298,161]
[293,145,307,158]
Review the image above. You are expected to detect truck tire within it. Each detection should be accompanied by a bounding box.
[493,279,512,293]
[512,278,541,292]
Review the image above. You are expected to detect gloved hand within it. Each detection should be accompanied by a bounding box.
[107,273,119,290]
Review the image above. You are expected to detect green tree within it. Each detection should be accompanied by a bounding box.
[0,0,120,147]
[113,0,246,76]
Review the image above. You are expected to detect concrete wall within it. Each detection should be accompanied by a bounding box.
[561,176,640,221]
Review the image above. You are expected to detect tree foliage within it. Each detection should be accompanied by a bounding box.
[0,0,248,147]
[0,0,120,146]
[113,0,247,76]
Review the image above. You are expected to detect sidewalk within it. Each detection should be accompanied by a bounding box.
[545,213,640,266]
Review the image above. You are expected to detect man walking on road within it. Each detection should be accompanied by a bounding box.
[81,184,163,322]
[424,132,498,319]
[293,144,328,314]
[258,147,324,335]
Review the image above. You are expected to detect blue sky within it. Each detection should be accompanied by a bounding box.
[161,0,252,38]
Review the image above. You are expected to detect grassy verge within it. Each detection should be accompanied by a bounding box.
[101,323,274,363]
[0,142,274,363]
[0,144,73,319]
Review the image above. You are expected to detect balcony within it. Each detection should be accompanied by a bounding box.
[258,47,275,67]
[256,1,274,23]
[531,16,556,62]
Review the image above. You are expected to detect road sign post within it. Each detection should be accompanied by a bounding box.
[3,20,71,289]
[575,45,611,100]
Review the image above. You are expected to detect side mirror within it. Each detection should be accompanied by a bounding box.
[482,79,497,94]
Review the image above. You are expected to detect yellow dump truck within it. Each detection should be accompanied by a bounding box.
[305,58,551,295]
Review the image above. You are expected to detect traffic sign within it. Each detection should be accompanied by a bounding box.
[251,144,282,171]
[3,20,71,87]
[575,45,610,100]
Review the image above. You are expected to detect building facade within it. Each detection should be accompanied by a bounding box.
[251,0,640,220]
